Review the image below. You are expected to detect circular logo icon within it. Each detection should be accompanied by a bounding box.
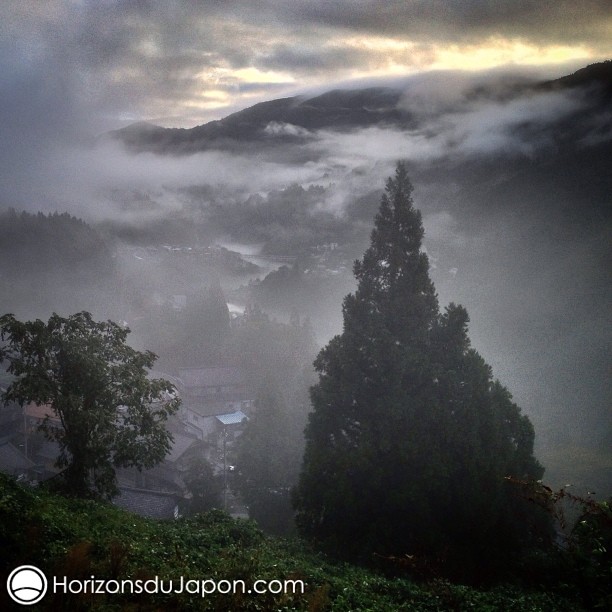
[6,565,48,605]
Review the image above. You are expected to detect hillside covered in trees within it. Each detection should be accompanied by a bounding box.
[0,210,116,320]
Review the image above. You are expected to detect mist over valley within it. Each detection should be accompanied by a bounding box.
[2,63,610,500]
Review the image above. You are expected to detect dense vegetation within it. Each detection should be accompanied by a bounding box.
[0,473,588,611]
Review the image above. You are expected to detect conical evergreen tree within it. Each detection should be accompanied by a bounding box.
[294,163,548,577]
[182,279,230,365]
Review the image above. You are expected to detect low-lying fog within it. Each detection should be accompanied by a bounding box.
[1,67,610,494]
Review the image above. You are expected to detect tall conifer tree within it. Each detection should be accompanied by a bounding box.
[294,163,548,576]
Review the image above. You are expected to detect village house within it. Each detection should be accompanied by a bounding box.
[22,403,62,479]
[0,389,22,440]
[0,438,35,481]
[117,430,204,493]
[177,366,253,444]
[113,487,183,520]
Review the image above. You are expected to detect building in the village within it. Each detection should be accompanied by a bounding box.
[0,438,35,481]
[177,366,253,444]
[117,431,204,492]
[113,487,183,520]
[0,390,22,440]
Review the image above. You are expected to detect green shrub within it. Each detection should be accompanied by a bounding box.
[0,473,587,611]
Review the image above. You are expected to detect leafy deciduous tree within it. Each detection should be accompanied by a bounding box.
[0,311,180,499]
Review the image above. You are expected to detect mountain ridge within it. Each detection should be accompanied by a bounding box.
[107,60,612,155]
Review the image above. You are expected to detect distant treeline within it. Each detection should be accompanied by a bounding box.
[0,209,112,278]
[0,209,115,319]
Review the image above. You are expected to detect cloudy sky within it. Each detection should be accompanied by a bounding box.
[2,0,611,130]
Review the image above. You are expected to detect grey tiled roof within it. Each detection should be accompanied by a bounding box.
[114,486,183,520]
[185,398,250,418]
[165,432,200,463]
[178,367,244,388]
[0,440,35,473]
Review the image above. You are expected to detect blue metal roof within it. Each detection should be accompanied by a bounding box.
[215,410,248,426]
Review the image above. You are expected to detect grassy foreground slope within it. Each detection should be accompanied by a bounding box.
[0,474,580,611]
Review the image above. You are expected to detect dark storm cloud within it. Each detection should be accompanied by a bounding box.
[267,0,612,45]
[257,43,377,75]
[1,1,253,126]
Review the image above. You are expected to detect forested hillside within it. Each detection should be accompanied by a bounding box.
[0,210,115,319]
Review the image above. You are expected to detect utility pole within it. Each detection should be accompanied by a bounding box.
[223,425,227,511]
[23,406,28,459]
